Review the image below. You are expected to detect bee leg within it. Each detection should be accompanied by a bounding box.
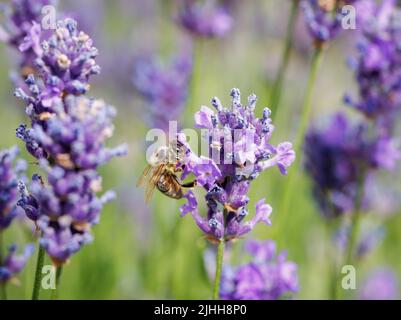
[180,180,197,189]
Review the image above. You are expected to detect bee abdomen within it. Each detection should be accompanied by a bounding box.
[157,175,183,199]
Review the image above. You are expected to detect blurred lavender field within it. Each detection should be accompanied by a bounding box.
[0,0,400,300]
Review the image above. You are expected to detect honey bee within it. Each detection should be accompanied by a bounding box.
[137,140,196,202]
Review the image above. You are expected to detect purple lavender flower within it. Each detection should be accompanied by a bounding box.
[15,18,127,265]
[0,147,26,231]
[301,0,357,45]
[0,244,34,283]
[220,239,299,300]
[177,89,295,242]
[0,0,56,78]
[132,52,192,132]
[19,96,125,265]
[0,146,33,283]
[345,0,401,127]
[18,18,100,106]
[304,113,400,219]
[176,0,234,38]
[359,267,399,300]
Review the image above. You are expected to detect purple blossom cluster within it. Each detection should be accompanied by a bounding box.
[177,89,295,242]
[304,0,401,221]
[359,267,399,300]
[14,18,126,266]
[176,0,234,38]
[304,113,400,219]
[0,0,56,80]
[345,0,401,128]
[132,52,192,132]
[301,0,358,44]
[220,240,298,300]
[0,147,34,283]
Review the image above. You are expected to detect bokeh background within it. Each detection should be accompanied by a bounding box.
[0,0,400,299]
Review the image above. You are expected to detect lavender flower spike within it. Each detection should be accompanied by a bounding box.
[132,52,192,132]
[0,146,33,283]
[301,0,358,46]
[15,18,127,266]
[220,239,299,300]
[0,244,35,283]
[177,0,234,38]
[177,89,295,242]
[304,113,400,219]
[345,0,401,129]
[0,146,26,230]
[0,0,56,78]
[16,18,100,113]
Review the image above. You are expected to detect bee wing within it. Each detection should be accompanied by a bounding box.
[145,165,164,203]
[136,165,152,187]
[145,182,157,203]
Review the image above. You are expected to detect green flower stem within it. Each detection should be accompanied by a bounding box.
[185,40,203,122]
[345,172,366,266]
[337,170,365,300]
[325,219,339,300]
[51,266,63,300]
[31,243,45,300]
[294,46,324,151]
[270,0,299,119]
[271,46,325,243]
[213,239,225,300]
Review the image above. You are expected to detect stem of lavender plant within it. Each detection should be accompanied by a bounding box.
[212,239,225,300]
[271,46,325,241]
[325,219,338,300]
[339,171,365,300]
[294,46,324,150]
[345,173,365,266]
[51,266,63,300]
[269,0,298,120]
[186,39,202,122]
[31,244,45,300]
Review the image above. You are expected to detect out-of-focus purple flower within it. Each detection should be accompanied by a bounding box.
[132,52,192,132]
[220,239,298,300]
[301,0,358,45]
[0,0,56,78]
[176,0,234,38]
[15,18,127,265]
[345,0,401,127]
[359,267,399,300]
[178,89,295,242]
[0,244,34,282]
[371,136,401,171]
[0,146,26,231]
[304,113,400,219]
[0,146,32,283]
